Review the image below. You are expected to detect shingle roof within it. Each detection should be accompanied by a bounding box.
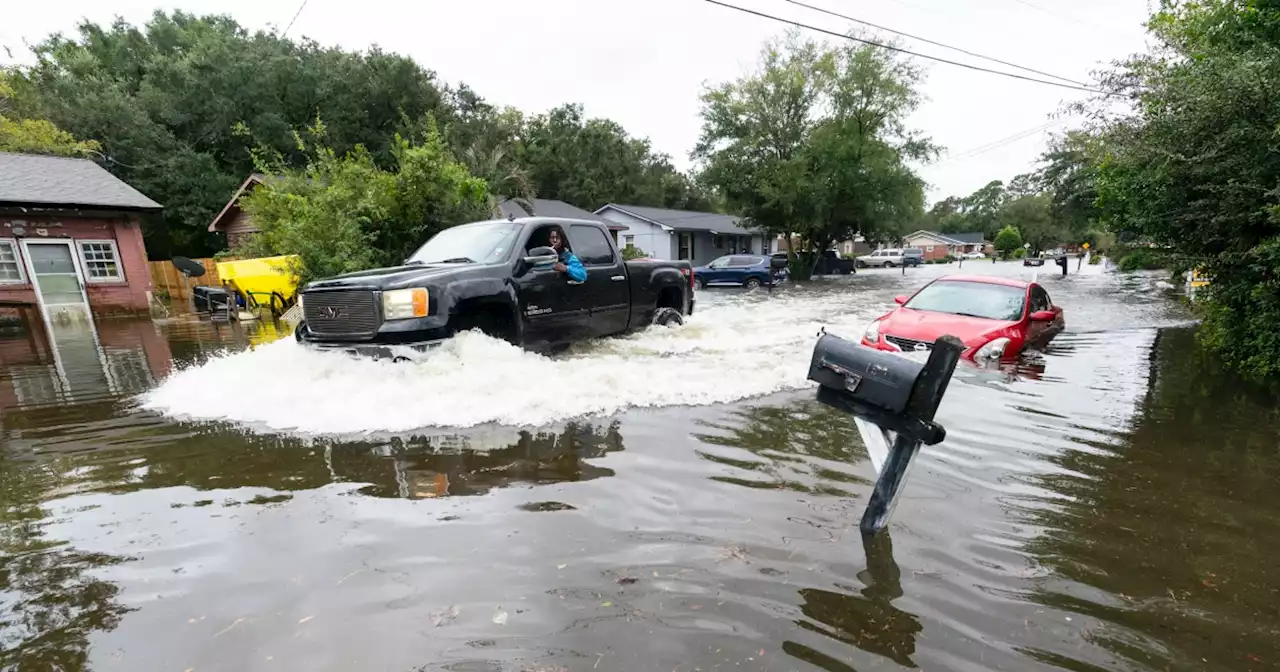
[498,198,609,223]
[0,152,162,211]
[598,204,752,235]
[906,230,986,245]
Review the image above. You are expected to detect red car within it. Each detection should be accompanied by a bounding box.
[861,275,1065,362]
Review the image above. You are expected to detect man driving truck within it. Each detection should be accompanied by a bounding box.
[548,227,587,282]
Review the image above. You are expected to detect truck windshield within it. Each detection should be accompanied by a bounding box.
[904,280,1026,321]
[407,222,520,265]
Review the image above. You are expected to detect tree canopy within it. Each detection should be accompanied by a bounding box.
[7,11,710,259]
[694,31,933,278]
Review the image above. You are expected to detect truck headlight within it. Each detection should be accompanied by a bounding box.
[863,320,881,344]
[974,337,1010,361]
[383,288,429,320]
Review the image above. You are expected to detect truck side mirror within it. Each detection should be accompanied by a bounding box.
[523,246,559,267]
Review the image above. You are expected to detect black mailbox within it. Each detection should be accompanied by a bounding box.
[808,332,922,415]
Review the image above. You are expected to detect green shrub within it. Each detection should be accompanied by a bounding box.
[621,245,648,260]
[1117,249,1168,272]
[1198,237,1280,378]
[1012,248,1027,259]
[1088,254,1102,265]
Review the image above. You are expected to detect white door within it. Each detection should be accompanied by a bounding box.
[22,240,92,323]
[20,240,112,399]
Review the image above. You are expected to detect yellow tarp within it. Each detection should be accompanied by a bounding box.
[215,255,301,303]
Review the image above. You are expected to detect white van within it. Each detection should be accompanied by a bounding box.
[856,248,905,268]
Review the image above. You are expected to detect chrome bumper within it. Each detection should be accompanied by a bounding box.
[300,338,445,362]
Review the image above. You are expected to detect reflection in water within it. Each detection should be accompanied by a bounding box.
[1021,328,1280,671]
[693,400,871,496]
[789,533,922,669]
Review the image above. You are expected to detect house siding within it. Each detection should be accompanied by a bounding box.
[597,209,672,260]
[0,214,153,314]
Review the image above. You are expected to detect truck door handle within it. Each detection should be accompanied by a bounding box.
[611,275,625,281]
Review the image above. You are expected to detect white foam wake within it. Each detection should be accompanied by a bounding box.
[140,289,882,435]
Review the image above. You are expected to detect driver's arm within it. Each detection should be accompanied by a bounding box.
[561,251,587,282]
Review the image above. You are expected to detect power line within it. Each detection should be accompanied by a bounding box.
[701,0,1115,96]
[283,0,310,37]
[932,118,1069,166]
[783,0,1086,86]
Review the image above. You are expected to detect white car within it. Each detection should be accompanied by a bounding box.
[857,248,905,268]
[962,251,986,259]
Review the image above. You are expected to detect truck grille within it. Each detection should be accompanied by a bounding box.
[303,290,381,339]
[885,335,933,352]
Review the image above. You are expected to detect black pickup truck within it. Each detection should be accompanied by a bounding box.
[294,217,695,360]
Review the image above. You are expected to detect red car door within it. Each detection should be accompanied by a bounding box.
[1025,284,1059,348]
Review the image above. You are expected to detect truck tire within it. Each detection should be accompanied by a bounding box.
[697,277,707,289]
[840,267,852,275]
[744,277,762,289]
[652,307,684,327]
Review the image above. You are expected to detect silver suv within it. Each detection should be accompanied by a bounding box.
[857,248,905,268]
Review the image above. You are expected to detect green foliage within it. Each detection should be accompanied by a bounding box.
[1116,249,1169,272]
[236,123,488,285]
[621,245,648,261]
[10,11,708,261]
[0,69,100,157]
[999,193,1057,253]
[1089,254,1102,265]
[994,225,1023,256]
[694,31,933,281]
[1012,247,1027,259]
[1083,0,1280,376]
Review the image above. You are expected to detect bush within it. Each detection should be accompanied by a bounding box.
[1088,254,1102,265]
[942,254,957,263]
[621,245,648,260]
[1117,249,1168,272]
[994,225,1023,256]
[1198,237,1280,378]
[1012,248,1027,259]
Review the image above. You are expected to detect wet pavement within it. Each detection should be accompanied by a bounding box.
[3,261,1279,671]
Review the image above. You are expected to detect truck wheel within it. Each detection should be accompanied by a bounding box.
[840,267,852,275]
[697,277,707,289]
[652,307,684,327]
[744,277,762,289]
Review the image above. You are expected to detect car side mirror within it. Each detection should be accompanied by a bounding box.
[893,295,908,305]
[523,246,559,267]
[1030,310,1055,321]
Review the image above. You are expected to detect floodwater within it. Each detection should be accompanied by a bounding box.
[2,260,1278,672]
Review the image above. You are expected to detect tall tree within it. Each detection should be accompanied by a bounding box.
[1085,0,1280,377]
[16,11,451,258]
[695,31,933,278]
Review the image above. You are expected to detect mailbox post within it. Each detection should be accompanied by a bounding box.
[808,333,964,534]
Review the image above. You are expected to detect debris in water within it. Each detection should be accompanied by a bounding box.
[492,608,509,625]
[297,615,314,624]
[431,605,459,627]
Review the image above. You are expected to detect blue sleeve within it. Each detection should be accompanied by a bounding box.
[564,252,587,282]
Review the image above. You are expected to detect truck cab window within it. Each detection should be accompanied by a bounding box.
[568,224,616,265]
[526,226,571,253]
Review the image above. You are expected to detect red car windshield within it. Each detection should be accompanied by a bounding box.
[904,281,1026,321]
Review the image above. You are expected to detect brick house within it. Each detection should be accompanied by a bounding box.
[901,230,989,260]
[0,152,161,318]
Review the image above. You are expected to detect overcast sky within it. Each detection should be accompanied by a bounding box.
[2,0,1152,203]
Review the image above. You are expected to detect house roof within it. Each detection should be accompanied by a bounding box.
[208,173,268,232]
[0,152,162,211]
[596,204,751,235]
[905,230,986,245]
[498,198,627,230]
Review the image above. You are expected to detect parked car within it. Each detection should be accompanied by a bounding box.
[294,217,695,360]
[694,254,775,289]
[962,251,986,259]
[767,250,856,275]
[857,248,905,268]
[1023,255,1045,267]
[860,275,1065,362]
[902,248,925,267]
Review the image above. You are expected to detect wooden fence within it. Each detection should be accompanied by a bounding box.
[148,258,224,301]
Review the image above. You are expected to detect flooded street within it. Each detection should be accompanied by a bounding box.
[4,262,1278,672]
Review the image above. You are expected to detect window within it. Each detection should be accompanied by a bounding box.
[905,280,1026,321]
[0,240,24,284]
[78,240,125,282]
[568,225,616,265]
[925,245,934,253]
[678,232,694,260]
[1030,285,1052,312]
[708,256,731,269]
[624,235,635,247]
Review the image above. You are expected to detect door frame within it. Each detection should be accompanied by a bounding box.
[20,238,92,315]
[18,238,115,399]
